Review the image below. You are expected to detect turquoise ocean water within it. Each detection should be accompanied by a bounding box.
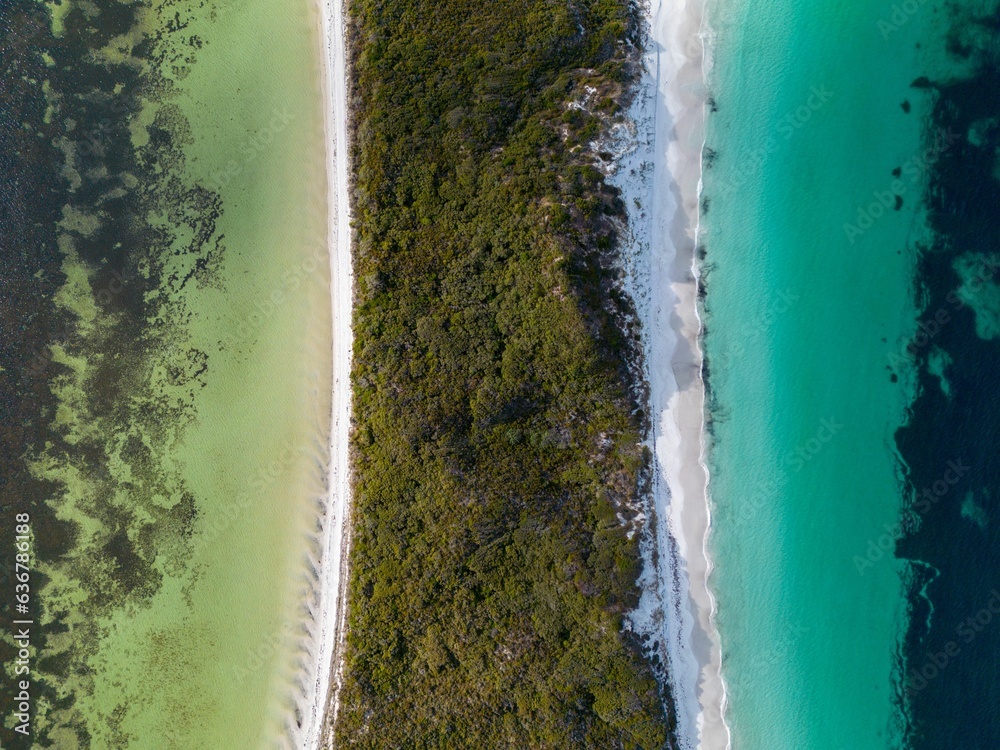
[701,1,963,747]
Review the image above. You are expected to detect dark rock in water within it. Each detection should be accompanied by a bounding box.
[893,167,902,177]
[895,195,904,210]
[911,75,934,88]
[902,99,911,113]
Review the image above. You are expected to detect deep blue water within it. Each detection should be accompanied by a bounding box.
[896,4,1000,748]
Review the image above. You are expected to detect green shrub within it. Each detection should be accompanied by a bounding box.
[335,0,672,746]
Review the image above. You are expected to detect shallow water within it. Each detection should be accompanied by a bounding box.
[702,0,956,746]
[1,0,331,747]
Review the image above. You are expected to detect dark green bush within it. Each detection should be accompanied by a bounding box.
[335,0,672,746]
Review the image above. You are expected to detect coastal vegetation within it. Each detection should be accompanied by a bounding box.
[335,0,673,745]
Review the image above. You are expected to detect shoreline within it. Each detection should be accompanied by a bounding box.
[302,0,353,746]
[613,0,729,746]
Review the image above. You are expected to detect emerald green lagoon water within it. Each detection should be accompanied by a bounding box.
[8,0,333,747]
[702,1,957,747]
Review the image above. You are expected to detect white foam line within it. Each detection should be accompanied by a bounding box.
[301,0,353,746]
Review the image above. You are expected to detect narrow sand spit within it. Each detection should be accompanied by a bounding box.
[302,0,353,746]
[304,0,723,746]
[610,0,730,747]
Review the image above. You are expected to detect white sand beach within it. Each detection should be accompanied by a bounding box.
[612,0,730,746]
[301,0,353,746]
